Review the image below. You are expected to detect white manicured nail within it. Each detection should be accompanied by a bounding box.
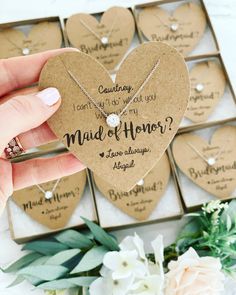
[37,87,61,106]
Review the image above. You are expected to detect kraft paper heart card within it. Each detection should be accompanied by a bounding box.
[180,57,236,127]
[39,42,190,192]
[172,123,236,209]
[136,1,219,57]
[185,60,226,123]
[0,20,62,59]
[65,6,137,71]
[92,153,183,228]
[94,153,170,221]
[9,171,98,242]
[12,171,87,230]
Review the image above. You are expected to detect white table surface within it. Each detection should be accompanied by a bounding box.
[0,0,236,294]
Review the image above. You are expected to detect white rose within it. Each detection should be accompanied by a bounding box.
[165,248,225,295]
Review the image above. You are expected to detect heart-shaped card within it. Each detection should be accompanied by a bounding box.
[12,171,87,229]
[138,3,206,56]
[93,153,170,220]
[39,42,189,191]
[185,61,226,123]
[172,125,236,198]
[66,6,135,70]
[0,21,62,59]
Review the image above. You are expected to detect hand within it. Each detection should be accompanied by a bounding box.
[0,49,85,216]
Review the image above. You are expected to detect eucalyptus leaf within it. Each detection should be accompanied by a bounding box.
[1,252,42,273]
[82,217,119,251]
[30,256,50,266]
[18,265,68,281]
[23,274,43,286]
[55,230,93,249]
[46,249,81,265]
[37,277,97,290]
[23,241,69,255]
[7,275,25,287]
[23,256,51,286]
[71,246,108,273]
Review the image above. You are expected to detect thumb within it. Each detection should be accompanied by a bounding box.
[0,87,61,147]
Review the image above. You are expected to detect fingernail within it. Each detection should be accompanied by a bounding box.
[37,87,61,106]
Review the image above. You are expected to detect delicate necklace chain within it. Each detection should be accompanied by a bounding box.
[1,22,51,56]
[187,141,209,163]
[151,10,179,32]
[66,68,108,118]
[119,59,160,117]
[79,12,118,45]
[186,139,228,166]
[60,57,160,127]
[1,31,24,52]
[36,178,61,200]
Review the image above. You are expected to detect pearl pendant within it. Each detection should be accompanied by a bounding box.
[106,114,120,128]
[207,157,216,166]
[196,83,204,93]
[136,179,144,186]
[22,47,30,55]
[170,23,178,32]
[45,191,53,200]
[101,36,109,45]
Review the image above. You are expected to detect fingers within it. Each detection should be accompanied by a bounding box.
[0,48,78,97]
[1,123,57,159]
[0,85,38,105]
[0,87,61,152]
[0,158,13,216]
[18,122,57,151]
[12,153,86,190]
[0,154,85,216]
[1,87,57,153]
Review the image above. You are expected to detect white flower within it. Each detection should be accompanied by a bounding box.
[129,275,164,295]
[151,235,164,279]
[103,250,147,280]
[119,233,147,265]
[165,247,225,295]
[90,234,165,295]
[89,272,133,295]
[203,200,228,213]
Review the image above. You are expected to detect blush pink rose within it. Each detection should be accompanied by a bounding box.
[165,248,225,295]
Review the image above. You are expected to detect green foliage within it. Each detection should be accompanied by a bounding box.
[55,230,94,249]
[0,252,42,273]
[1,218,119,291]
[3,202,236,293]
[18,265,68,281]
[37,277,97,290]
[81,217,119,251]
[46,249,81,265]
[173,200,236,275]
[23,241,69,255]
[71,246,108,274]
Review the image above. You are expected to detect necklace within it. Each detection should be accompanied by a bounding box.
[79,13,117,45]
[1,22,52,56]
[60,57,160,128]
[136,179,144,186]
[152,10,179,32]
[1,30,31,56]
[36,178,61,200]
[186,140,226,167]
[194,83,204,93]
